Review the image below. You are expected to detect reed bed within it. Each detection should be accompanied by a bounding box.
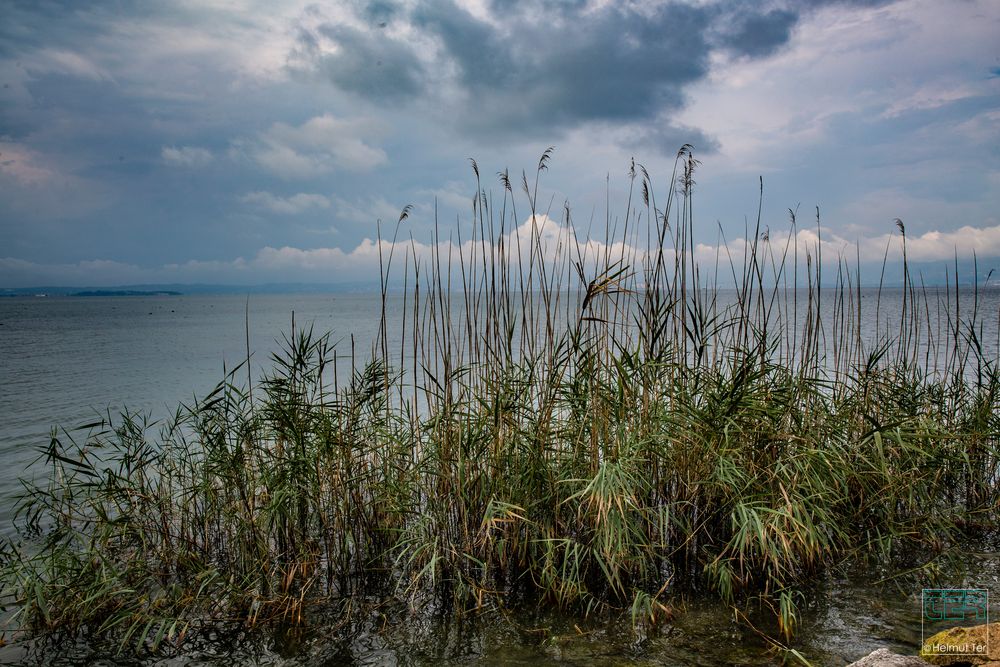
[1,147,998,654]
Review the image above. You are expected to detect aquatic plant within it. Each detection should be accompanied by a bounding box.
[1,147,997,654]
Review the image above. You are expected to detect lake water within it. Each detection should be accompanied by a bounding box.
[1,288,998,665]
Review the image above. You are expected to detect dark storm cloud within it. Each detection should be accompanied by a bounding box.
[294,0,717,136]
[709,0,897,59]
[308,23,426,101]
[624,123,721,157]
[411,1,522,91]
[288,0,425,102]
[791,0,893,7]
[719,9,799,58]
[359,0,400,25]
[0,1,148,53]
[294,0,823,145]
[486,0,590,15]
[416,0,714,126]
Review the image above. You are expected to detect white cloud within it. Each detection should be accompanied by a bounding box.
[0,142,59,186]
[414,181,475,216]
[169,214,579,280]
[162,145,213,167]
[875,224,1000,263]
[678,0,1000,170]
[0,142,112,217]
[249,217,998,278]
[954,110,1000,143]
[882,82,983,118]
[5,216,1000,288]
[249,144,320,179]
[250,113,387,178]
[28,49,114,81]
[104,2,332,87]
[333,195,405,225]
[241,190,331,214]
[688,222,1000,269]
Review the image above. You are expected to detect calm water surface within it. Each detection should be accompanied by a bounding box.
[1,289,998,665]
[0,294,395,527]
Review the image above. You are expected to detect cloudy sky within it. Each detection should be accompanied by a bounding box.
[1,0,997,287]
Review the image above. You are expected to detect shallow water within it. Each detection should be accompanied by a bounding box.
[3,553,998,665]
[296,551,996,666]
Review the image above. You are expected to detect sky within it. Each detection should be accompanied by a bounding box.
[0,0,998,288]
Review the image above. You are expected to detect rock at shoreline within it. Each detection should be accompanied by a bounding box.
[847,648,930,666]
[921,622,1000,665]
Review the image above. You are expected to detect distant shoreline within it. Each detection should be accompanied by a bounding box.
[0,281,995,298]
[69,290,183,297]
[0,281,382,297]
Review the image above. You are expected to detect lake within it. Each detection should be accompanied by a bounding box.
[1,288,998,665]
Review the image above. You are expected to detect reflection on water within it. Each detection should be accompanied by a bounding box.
[3,550,998,665]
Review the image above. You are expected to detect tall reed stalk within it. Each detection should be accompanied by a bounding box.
[2,148,997,654]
